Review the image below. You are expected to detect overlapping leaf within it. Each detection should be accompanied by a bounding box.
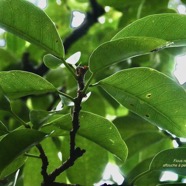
[0,71,56,99]
[41,111,128,162]
[89,37,170,73]
[97,67,186,137]
[149,148,186,175]
[113,13,186,47]
[0,129,46,178]
[0,0,64,58]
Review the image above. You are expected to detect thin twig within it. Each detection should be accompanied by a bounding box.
[36,144,49,184]
[47,66,88,183]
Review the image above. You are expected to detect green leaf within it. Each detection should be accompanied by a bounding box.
[64,136,108,185]
[23,138,67,185]
[0,48,17,70]
[157,184,186,186]
[98,67,186,137]
[149,148,186,175]
[0,129,46,177]
[43,54,63,69]
[0,88,11,111]
[126,132,166,158]
[30,110,51,129]
[0,155,27,179]
[113,13,186,47]
[126,158,152,184]
[121,138,173,175]
[0,0,64,58]
[6,32,26,58]
[23,147,42,186]
[89,37,170,73]
[0,70,56,99]
[113,114,157,140]
[30,110,64,129]
[134,170,161,186]
[41,111,128,162]
[0,121,9,136]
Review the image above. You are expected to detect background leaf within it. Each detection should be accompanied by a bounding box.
[0,129,46,178]
[89,37,169,73]
[41,111,128,162]
[149,148,186,175]
[0,121,9,136]
[0,70,56,99]
[43,54,63,69]
[0,155,27,180]
[0,0,64,58]
[98,67,186,137]
[113,13,186,47]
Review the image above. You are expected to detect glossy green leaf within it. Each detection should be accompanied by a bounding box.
[0,0,64,58]
[149,148,186,175]
[0,129,46,177]
[89,37,170,73]
[113,13,186,47]
[43,54,63,69]
[0,70,56,99]
[98,67,186,137]
[41,111,128,162]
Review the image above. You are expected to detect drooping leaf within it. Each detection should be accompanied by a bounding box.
[0,129,46,177]
[0,0,64,58]
[41,111,128,162]
[149,148,186,175]
[97,67,186,137]
[43,54,63,69]
[0,70,56,99]
[89,37,170,73]
[113,13,186,47]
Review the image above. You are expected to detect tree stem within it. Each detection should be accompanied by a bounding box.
[46,66,88,183]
